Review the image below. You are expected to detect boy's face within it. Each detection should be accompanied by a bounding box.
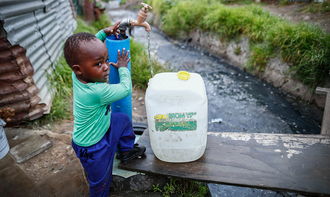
[73,38,109,83]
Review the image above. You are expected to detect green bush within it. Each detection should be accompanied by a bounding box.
[162,1,209,38]
[303,2,330,13]
[266,22,330,86]
[75,17,98,34]
[248,43,274,72]
[145,0,177,25]
[92,13,111,31]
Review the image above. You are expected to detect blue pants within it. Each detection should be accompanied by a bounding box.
[72,113,135,197]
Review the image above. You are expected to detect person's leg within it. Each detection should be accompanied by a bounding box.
[110,113,146,162]
[109,112,135,152]
[71,113,140,197]
[72,135,115,197]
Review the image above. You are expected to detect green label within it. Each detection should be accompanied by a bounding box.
[154,112,197,131]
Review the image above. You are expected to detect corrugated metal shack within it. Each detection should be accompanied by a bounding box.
[0,0,76,124]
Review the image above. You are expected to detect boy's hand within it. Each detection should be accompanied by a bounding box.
[109,48,130,68]
[104,21,120,38]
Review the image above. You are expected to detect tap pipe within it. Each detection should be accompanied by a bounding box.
[118,3,152,33]
[130,20,151,32]
[137,3,152,24]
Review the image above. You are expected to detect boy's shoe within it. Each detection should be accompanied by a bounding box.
[118,143,146,163]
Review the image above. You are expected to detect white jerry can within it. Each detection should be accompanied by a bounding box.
[145,71,208,163]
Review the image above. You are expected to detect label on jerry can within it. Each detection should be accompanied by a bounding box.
[154,112,197,131]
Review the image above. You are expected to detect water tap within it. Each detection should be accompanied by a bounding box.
[118,3,152,38]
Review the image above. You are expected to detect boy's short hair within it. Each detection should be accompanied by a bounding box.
[64,32,97,67]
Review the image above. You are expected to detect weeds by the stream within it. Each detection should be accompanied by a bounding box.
[152,178,209,197]
[147,0,330,87]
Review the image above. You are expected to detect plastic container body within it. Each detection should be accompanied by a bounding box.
[145,72,208,163]
[0,119,9,159]
[105,36,132,120]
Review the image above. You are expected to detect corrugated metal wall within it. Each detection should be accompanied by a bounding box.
[0,38,45,123]
[0,0,76,123]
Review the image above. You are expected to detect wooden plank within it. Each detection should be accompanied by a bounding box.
[316,87,330,95]
[120,130,330,195]
[316,87,330,135]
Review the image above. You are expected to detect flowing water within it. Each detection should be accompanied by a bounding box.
[147,31,154,76]
[108,9,322,197]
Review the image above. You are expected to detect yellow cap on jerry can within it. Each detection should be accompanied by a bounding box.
[177,71,190,80]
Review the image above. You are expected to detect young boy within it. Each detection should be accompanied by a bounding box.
[64,22,146,197]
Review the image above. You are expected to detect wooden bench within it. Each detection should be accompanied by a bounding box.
[120,130,330,196]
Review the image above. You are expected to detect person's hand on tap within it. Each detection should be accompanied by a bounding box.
[104,21,121,38]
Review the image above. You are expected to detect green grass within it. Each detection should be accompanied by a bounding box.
[303,2,330,13]
[152,178,208,197]
[47,56,73,121]
[150,0,330,88]
[248,43,274,72]
[75,17,98,34]
[91,13,111,31]
[120,0,127,5]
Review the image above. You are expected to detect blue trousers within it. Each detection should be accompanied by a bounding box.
[72,113,135,197]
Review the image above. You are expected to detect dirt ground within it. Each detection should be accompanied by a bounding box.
[260,3,330,33]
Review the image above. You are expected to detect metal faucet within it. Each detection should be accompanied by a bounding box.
[118,3,152,38]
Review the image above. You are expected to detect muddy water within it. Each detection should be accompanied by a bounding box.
[108,9,321,196]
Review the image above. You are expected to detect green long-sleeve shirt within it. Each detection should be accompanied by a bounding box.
[72,30,132,147]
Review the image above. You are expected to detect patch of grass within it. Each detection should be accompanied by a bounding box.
[120,0,127,5]
[47,56,73,121]
[152,0,330,87]
[145,0,177,25]
[278,0,292,6]
[162,1,210,38]
[248,43,274,72]
[75,17,98,34]
[228,0,254,4]
[234,45,242,55]
[302,2,330,13]
[92,13,111,30]
[152,178,208,197]
[266,22,330,86]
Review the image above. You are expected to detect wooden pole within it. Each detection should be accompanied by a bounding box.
[316,87,330,135]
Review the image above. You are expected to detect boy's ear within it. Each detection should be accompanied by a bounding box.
[72,65,82,75]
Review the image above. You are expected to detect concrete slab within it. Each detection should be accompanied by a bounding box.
[10,135,52,163]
